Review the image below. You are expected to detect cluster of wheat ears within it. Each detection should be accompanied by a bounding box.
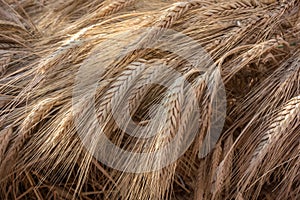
[0,0,299,199]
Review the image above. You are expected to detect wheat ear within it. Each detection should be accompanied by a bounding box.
[260,0,277,4]
[15,97,59,153]
[137,71,201,200]
[98,0,136,18]
[116,1,202,67]
[186,77,211,200]
[210,142,223,185]
[194,159,207,200]
[236,191,245,200]
[212,135,234,199]
[153,76,185,150]
[251,95,300,165]
[236,95,299,193]
[97,61,146,123]
[0,127,12,163]
[0,97,58,177]
[222,134,234,193]
[128,60,168,113]
[142,1,200,44]
[140,76,185,200]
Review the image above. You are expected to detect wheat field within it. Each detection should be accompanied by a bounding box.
[0,0,299,199]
